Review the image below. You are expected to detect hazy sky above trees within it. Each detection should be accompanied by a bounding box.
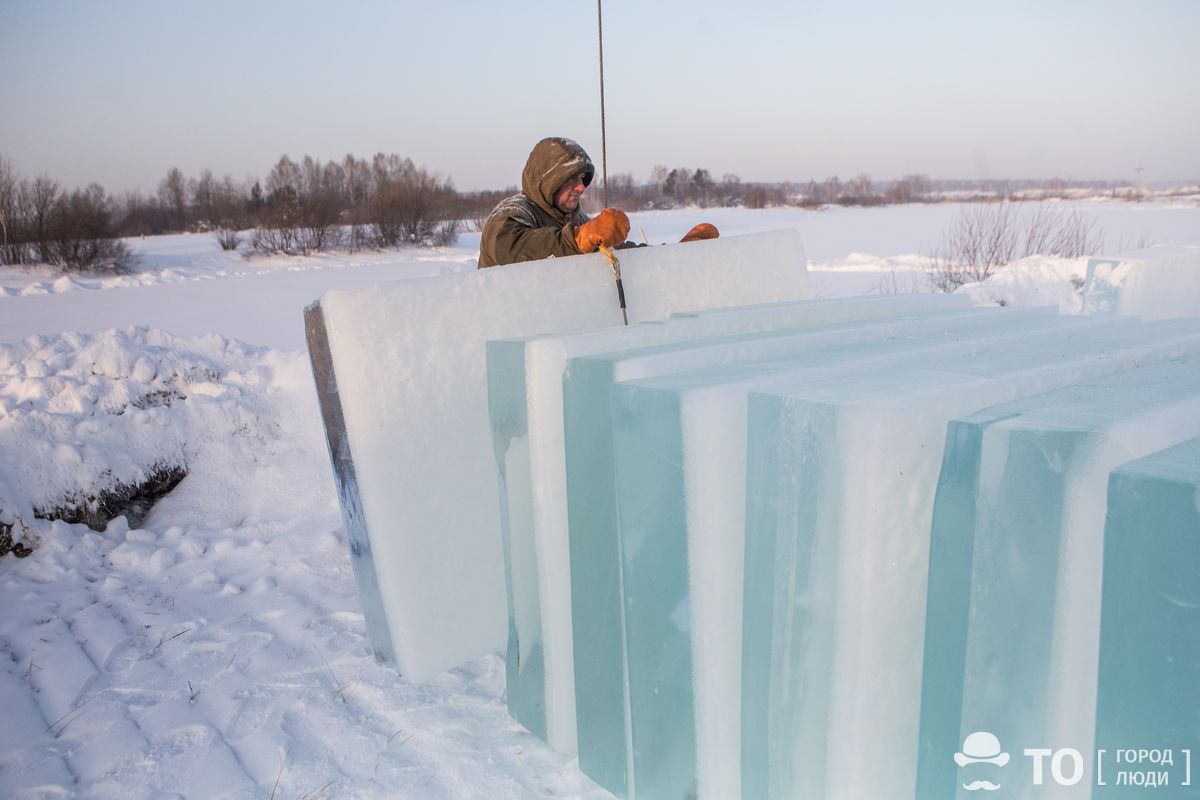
[2,0,1196,193]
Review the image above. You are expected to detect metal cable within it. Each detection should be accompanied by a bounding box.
[597,0,609,208]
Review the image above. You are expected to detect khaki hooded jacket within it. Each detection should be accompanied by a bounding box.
[477,137,595,269]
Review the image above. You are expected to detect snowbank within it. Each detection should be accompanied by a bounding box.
[0,329,292,540]
[957,255,1090,313]
[0,325,608,798]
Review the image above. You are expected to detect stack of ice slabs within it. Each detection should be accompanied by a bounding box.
[600,308,1095,798]
[736,319,1200,800]
[602,312,1197,798]
[486,294,971,754]
[569,305,1080,796]
[1095,438,1200,764]
[917,361,1200,799]
[304,230,807,679]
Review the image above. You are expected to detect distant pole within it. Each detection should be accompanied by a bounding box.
[597,0,609,208]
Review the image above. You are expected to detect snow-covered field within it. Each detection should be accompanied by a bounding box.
[1,201,1198,799]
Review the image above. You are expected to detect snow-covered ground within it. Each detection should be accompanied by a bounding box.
[1,202,1198,799]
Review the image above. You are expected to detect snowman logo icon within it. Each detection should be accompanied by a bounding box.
[955,731,1010,791]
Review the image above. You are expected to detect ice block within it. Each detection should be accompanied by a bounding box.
[1081,244,1200,319]
[304,230,807,679]
[1095,437,1200,796]
[740,318,1200,800]
[485,294,969,753]
[918,359,1200,800]
[613,315,1141,799]
[566,306,1065,796]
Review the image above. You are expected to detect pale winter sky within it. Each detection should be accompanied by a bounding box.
[2,0,1197,195]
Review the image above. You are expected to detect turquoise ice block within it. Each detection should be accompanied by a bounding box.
[484,295,969,757]
[485,339,548,741]
[741,319,1200,800]
[612,380,697,800]
[563,306,1058,795]
[1094,437,1200,796]
[613,316,1150,799]
[917,358,1200,800]
[569,307,1076,794]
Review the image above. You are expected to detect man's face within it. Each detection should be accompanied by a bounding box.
[553,173,587,213]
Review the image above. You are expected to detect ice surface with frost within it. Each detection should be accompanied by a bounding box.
[739,317,1200,800]
[563,304,1070,796]
[1094,437,1200,762]
[310,231,807,681]
[916,356,1200,798]
[1080,244,1200,319]
[608,310,1095,799]
[485,292,965,760]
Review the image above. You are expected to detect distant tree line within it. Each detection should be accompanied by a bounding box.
[590,169,955,209]
[591,168,934,211]
[0,154,512,271]
[119,154,502,256]
[0,158,137,273]
[593,168,1146,211]
[1,150,1154,274]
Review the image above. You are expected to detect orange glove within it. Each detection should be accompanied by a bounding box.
[575,208,631,253]
[680,223,719,243]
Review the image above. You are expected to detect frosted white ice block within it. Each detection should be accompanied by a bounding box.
[304,230,807,679]
[565,306,1059,796]
[1082,244,1200,319]
[484,294,968,754]
[611,313,1116,800]
[1095,438,1200,784]
[917,358,1200,799]
[740,317,1200,800]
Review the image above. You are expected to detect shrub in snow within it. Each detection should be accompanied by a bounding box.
[0,517,32,557]
[213,227,242,252]
[928,202,1104,292]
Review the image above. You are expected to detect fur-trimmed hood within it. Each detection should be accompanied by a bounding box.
[520,137,595,221]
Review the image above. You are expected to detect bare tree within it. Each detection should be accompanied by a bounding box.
[650,165,670,195]
[44,183,137,273]
[342,154,373,250]
[254,156,302,253]
[158,167,188,230]
[27,175,60,263]
[823,176,842,203]
[0,157,24,264]
[369,160,458,247]
[885,174,930,204]
[0,163,69,266]
[209,174,247,251]
[847,173,873,201]
[190,169,216,229]
[294,155,345,253]
[744,184,768,209]
[720,173,741,205]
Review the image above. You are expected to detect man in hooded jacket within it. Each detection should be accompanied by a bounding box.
[477,137,717,269]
